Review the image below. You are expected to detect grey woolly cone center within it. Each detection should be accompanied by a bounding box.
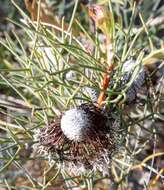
[61,108,91,141]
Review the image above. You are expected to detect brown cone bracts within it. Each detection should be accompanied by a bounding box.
[36,104,119,174]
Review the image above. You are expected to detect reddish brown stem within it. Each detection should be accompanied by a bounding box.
[98,65,113,107]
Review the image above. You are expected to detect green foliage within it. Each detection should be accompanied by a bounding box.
[0,0,163,189]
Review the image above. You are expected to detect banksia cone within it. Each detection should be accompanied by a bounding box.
[121,60,145,103]
[110,59,146,103]
[35,103,119,174]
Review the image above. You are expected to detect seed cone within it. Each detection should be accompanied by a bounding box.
[122,60,145,103]
[110,60,146,103]
[35,104,119,174]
